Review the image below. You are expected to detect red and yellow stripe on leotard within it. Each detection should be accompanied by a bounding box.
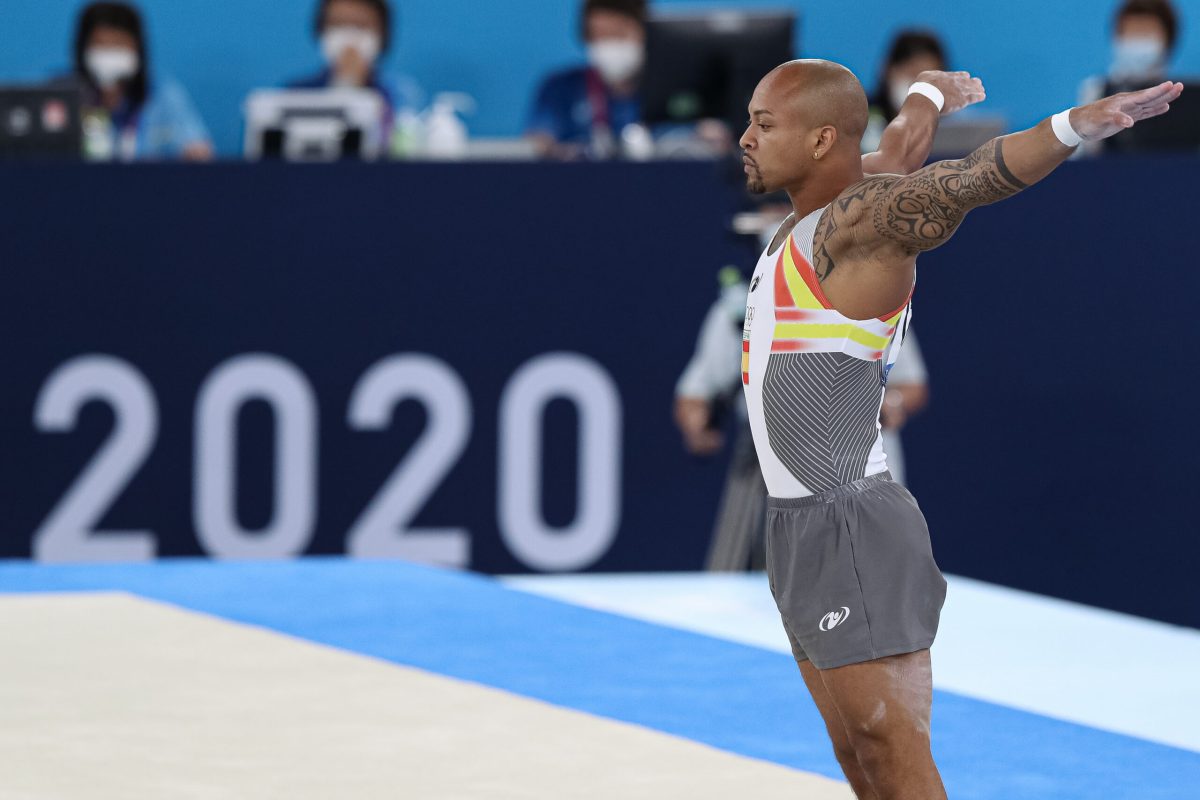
[771,236,904,361]
[741,338,750,385]
[742,237,908,385]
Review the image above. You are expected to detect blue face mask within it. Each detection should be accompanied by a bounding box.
[1110,36,1166,80]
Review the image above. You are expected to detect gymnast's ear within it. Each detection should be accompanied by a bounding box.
[811,125,838,160]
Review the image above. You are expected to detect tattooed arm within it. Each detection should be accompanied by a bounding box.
[861,70,986,176]
[867,135,1030,253]
[863,80,1185,255]
[811,81,1183,318]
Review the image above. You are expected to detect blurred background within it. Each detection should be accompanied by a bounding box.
[4,0,1200,153]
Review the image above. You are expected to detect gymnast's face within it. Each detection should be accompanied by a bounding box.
[739,80,815,195]
[740,65,864,195]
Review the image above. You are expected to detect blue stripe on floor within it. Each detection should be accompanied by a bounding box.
[2,558,1196,799]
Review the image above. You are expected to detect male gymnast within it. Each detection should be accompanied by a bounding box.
[738,59,1181,799]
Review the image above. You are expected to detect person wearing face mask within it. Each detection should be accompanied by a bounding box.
[70,2,212,162]
[288,0,423,143]
[862,31,948,154]
[1078,0,1180,153]
[525,0,648,159]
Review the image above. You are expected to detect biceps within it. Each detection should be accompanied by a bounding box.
[873,179,967,251]
[871,140,1026,251]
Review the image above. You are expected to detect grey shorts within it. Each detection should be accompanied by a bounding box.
[766,472,947,670]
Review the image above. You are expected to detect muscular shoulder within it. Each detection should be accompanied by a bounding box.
[819,137,1032,277]
[831,175,902,226]
[811,175,903,281]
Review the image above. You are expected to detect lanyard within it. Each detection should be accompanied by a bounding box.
[585,68,610,132]
[110,99,142,162]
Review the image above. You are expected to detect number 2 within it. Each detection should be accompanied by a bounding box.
[33,355,157,562]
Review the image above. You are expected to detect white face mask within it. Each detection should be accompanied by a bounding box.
[587,39,644,85]
[321,26,382,68]
[85,47,139,90]
[888,78,912,113]
[1110,36,1166,80]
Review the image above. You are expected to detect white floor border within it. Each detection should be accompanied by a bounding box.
[502,572,1200,754]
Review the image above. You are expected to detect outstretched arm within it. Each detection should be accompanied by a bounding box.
[863,80,1184,253]
[861,70,986,176]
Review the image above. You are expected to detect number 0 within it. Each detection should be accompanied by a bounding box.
[193,355,318,559]
[498,353,622,571]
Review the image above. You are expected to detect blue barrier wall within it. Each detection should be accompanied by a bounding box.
[907,155,1200,632]
[1,159,1197,630]
[3,0,1199,155]
[0,161,746,576]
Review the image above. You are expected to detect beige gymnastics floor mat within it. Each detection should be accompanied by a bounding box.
[0,592,851,799]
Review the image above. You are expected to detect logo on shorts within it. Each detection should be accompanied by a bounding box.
[819,607,850,632]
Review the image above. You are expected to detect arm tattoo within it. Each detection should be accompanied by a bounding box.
[812,181,873,283]
[871,138,1029,252]
[812,206,839,282]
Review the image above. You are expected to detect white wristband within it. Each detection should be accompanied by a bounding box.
[907,82,945,113]
[1051,109,1082,147]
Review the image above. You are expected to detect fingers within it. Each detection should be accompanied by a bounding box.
[1129,101,1169,119]
[951,75,986,107]
[921,70,987,113]
[1136,84,1183,108]
[933,70,972,80]
[1125,81,1184,108]
[932,70,981,87]
[1106,82,1181,127]
[1138,103,1171,119]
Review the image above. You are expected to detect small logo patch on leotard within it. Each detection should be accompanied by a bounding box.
[819,607,850,632]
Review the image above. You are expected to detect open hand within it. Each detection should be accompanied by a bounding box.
[1072,81,1184,141]
[915,70,987,116]
[674,397,723,456]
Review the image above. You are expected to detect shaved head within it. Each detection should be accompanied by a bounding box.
[740,59,869,195]
[757,59,869,141]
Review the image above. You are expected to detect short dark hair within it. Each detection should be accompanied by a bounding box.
[314,0,393,52]
[74,2,150,109]
[883,30,946,75]
[1115,0,1179,52]
[872,30,948,120]
[579,0,648,40]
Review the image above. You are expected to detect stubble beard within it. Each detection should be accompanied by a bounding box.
[747,167,766,194]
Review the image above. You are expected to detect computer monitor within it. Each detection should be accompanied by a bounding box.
[641,10,797,133]
[0,84,82,161]
[929,116,1008,160]
[244,89,385,162]
[1104,76,1200,154]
